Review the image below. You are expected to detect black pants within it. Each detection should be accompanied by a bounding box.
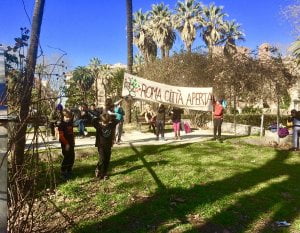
[61,145,75,173]
[213,118,223,138]
[49,122,56,137]
[156,120,165,138]
[149,122,156,134]
[97,145,112,176]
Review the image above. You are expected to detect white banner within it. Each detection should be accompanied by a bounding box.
[122,73,213,111]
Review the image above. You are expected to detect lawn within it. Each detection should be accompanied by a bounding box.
[39,139,300,233]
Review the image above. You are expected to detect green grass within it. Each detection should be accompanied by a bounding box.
[42,140,300,233]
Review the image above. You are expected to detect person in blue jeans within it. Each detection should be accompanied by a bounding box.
[288,109,300,151]
[114,99,125,144]
[73,104,89,138]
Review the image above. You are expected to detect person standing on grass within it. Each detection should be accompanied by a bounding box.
[73,104,89,138]
[155,103,166,141]
[114,99,125,145]
[213,98,224,142]
[58,110,75,180]
[287,109,300,151]
[169,106,184,140]
[92,113,119,180]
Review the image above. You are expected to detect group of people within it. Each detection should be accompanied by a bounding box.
[140,104,185,141]
[49,98,125,180]
[49,97,226,181]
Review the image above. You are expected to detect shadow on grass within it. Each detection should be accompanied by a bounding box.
[74,144,300,233]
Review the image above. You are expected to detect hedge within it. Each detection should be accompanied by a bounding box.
[224,114,290,128]
[187,112,290,129]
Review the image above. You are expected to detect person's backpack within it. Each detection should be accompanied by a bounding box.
[278,127,289,138]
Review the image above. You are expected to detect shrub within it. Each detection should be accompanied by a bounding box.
[224,114,290,128]
[241,106,262,114]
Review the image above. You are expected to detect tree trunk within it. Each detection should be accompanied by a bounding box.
[233,89,237,135]
[277,95,280,144]
[161,48,166,58]
[95,77,98,106]
[187,44,192,53]
[126,0,133,74]
[125,0,133,123]
[12,0,45,175]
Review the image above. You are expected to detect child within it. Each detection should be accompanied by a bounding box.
[58,110,75,180]
[93,113,119,179]
[169,106,184,140]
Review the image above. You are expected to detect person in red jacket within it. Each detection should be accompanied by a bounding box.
[213,98,224,142]
[58,110,75,180]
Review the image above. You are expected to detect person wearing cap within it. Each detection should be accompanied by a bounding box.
[114,99,125,144]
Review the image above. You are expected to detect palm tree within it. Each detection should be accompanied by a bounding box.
[289,39,300,63]
[126,0,133,123]
[222,20,245,57]
[133,10,157,62]
[148,3,176,58]
[173,0,203,52]
[73,66,94,103]
[89,57,102,106]
[99,65,113,99]
[201,3,228,54]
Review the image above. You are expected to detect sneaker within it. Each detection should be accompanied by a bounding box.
[84,131,88,136]
[161,137,166,141]
[174,136,178,140]
[103,175,109,180]
[79,135,84,139]
[178,136,182,140]
[95,168,100,178]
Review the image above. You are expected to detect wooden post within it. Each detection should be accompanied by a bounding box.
[260,113,264,137]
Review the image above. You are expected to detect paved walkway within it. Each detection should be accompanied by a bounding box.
[26,129,224,150]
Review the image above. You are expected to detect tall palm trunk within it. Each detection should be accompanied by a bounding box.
[126,0,133,123]
[12,0,45,174]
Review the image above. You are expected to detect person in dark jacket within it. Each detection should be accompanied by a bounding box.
[169,106,184,140]
[92,113,119,180]
[58,110,75,180]
[49,104,63,140]
[155,103,166,141]
[88,104,100,120]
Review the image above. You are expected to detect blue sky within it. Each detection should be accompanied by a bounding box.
[0,0,296,69]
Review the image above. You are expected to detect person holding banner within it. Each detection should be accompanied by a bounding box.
[156,103,166,141]
[140,104,156,134]
[213,98,224,142]
[169,106,184,140]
